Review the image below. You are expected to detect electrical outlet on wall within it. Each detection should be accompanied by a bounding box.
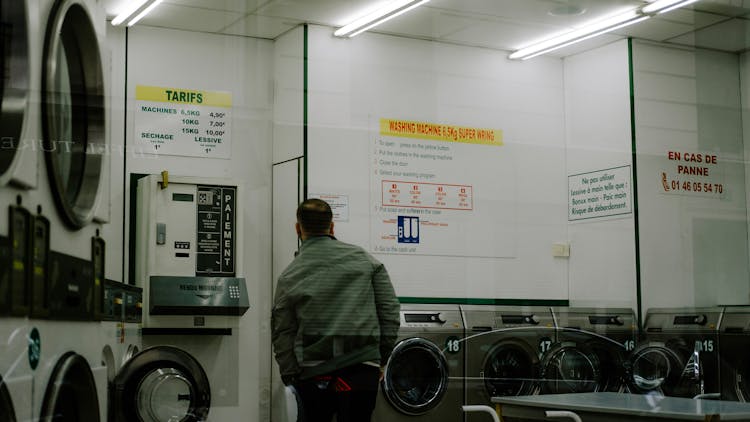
[552,242,570,258]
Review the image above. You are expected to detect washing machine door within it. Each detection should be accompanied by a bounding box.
[482,338,540,397]
[113,346,210,422]
[40,352,101,421]
[42,0,105,228]
[629,341,693,397]
[540,342,601,394]
[0,0,29,177]
[0,375,16,422]
[382,337,449,415]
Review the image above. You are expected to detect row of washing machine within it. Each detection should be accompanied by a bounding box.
[372,304,750,422]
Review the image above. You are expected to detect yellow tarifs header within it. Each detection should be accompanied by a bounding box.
[380,118,503,146]
[135,85,232,108]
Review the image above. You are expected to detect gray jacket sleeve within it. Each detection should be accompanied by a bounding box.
[372,264,400,363]
[271,279,300,384]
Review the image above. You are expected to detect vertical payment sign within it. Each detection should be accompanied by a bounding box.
[134,85,232,158]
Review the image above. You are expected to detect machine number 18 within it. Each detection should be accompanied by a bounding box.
[445,336,461,354]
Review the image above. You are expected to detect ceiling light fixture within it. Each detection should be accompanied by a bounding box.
[509,9,648,60]
[111,0,162,26]
[642,0,699,14]
[509,0,701,60]
[334,0,430,38]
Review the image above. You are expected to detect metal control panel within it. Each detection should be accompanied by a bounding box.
[552,307,636,334]
[136,175,248,328]
[644,307,723,332]
[402,310,462,329]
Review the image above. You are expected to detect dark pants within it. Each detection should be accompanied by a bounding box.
[294,363,380,422]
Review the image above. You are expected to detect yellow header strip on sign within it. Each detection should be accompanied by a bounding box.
[135,85,232,108]
[380,118,503,146]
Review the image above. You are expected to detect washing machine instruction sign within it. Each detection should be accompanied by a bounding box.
[196,185,235,276]
[371,118,516,257]
[134,85,232,158]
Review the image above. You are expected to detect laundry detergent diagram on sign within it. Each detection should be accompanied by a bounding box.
[371,118,515,257]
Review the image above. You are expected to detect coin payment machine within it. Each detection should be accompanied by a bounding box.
[113,175,250,422]
[135,174,249,327]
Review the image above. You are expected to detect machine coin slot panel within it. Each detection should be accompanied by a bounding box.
[404,313,445,324]
[9,205,31,316]
[0,235,10,312]
[103,279,124,321]
[92,236,105,320]
[30,215,50,318]
[589,315,624,326]
[471,326,493,332]
[674,315,707,325]
[48,251,94,320]
[149,276,249,316]
[500,315,539,325]
[724,327,744,334]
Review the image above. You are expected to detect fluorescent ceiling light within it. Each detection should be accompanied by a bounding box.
[642,0,699,14]
[509,9,647,60]
[111,0,161,26]
[128,0,163,26]
[334,0,430,38]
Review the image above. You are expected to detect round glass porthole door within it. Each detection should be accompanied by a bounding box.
[540,344,601,394]
[483,340,538,397]
[0,0,29,177]
[42,0,105,229]
[630,345,685,396]
[113,346,210,422]
[382,338,448,415]
[41,352,101,421]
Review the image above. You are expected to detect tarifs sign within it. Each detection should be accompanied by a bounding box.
[134,85,232,158]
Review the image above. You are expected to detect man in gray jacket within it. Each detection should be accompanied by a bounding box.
[272,198,400,422]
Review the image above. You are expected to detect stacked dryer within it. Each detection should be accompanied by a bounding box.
[0,0,116,420]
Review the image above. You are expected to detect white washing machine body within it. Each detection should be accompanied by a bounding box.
[31,320,108,421]
[8,0,114,420]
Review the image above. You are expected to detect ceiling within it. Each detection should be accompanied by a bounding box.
[102,0,750,58]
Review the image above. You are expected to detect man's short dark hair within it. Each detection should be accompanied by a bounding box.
[297,198,333,235]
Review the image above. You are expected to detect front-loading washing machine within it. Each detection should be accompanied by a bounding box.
[461,305,556,422]
[547,307,637,394]
[630,307,723,398]
[718,305,750,401]
[372,303,465,422]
